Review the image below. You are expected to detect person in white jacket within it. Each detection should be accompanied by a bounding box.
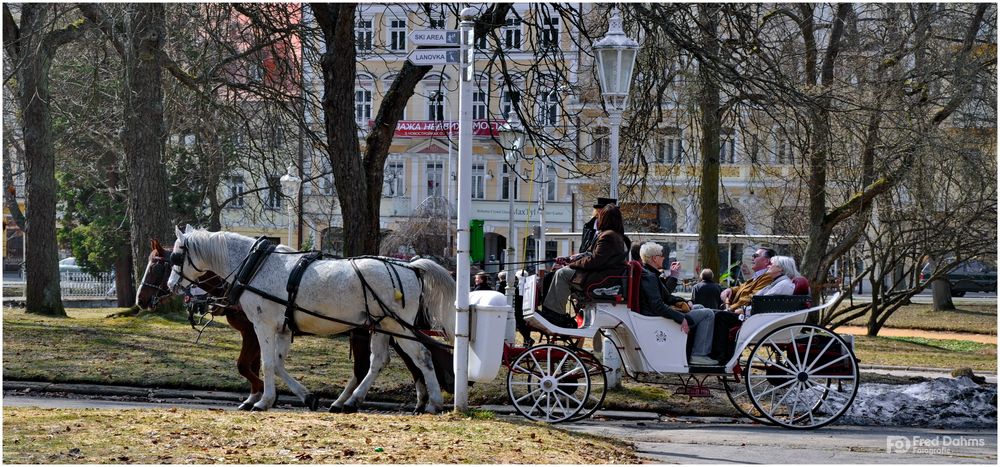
[755,255,800,296]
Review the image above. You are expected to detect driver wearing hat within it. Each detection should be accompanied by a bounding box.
[579,197,616,255]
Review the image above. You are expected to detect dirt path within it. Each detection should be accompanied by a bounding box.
[837,326,996,344]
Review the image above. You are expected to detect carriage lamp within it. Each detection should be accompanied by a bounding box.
[498,112,524,309]
[280,165,302,249]
[593,7,639,200]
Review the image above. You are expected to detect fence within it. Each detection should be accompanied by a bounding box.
[3,272,117,299]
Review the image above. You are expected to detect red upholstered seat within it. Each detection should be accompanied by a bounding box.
[793,276,810,295]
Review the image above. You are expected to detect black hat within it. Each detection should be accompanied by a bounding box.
[593,197,617,209]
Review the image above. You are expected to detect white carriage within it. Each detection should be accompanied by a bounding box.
[470,261,859,429]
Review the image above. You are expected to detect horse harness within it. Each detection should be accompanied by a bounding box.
[183,237,446,349]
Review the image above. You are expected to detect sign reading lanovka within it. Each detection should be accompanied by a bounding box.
[406,48,462,66]
[409,29,461,46]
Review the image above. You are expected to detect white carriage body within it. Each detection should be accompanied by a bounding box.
[519,275,840,376]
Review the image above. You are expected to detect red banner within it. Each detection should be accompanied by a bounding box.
[371,120,504,138]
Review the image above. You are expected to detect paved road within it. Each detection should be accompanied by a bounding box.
[5,393,996,464]
[561,418,997,464]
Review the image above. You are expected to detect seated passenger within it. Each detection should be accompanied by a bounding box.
[720,247,776,310]
[755,256,799,296]
[638,242,718,366]
[542,204,628,324]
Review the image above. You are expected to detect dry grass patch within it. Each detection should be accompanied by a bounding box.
[852,335,996,371]
[3,407,640,464]
[842,303,996,335]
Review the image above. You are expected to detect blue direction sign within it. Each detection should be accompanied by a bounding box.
[407,48,462,66]
[409,29,460,46]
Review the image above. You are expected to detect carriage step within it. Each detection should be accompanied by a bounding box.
[687,365,727,374]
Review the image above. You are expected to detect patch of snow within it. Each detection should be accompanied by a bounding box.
[839,377,997,428]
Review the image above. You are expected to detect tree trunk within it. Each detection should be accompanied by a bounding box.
[122,3,173,284]
[931,279,956,311]
[16,5,66,316]
[696,5,721,275]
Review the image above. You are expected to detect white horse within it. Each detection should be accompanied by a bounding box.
[166,225,455,413]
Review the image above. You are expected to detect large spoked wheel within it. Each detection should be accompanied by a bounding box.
[507,344,590,423]
[565,348,607,422]
[721,345,775,425]
[746,323,859,429]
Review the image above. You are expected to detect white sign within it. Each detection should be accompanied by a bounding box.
[470,201,572,224]
[407,48,462,66]
[409,29,460,46]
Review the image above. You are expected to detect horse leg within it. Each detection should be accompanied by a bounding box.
[391,338,429,414]
[330,329,371,413]
[250,319,280,411]
[393,338,444,414]
[271,330,318,411]
[226,310,263,411]
[341,332,392,413]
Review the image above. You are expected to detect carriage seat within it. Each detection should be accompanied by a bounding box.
[792,276,811,295]
[570,261,644,309]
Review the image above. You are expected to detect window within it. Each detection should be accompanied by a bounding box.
[657,129,683,163]
[501,163,518,200]
[429,17,445,29]
[719,131,736,164]
[541,15,560,49]
[537,89,558,126]
[318,160,334,196]
[473,90,487,120]
[355,89,372,124]
[388,18,406,52]
[775,136,794,164]
[384,161,405,197]
[356,18,373,52]
[503,17,521,50]
[428,90,445,121]
[592,127,610,161]
[227,176,245,208]
[475,31,487,50]
[545,164,556,201]
[265,176,282,210]
[270,126,285,148]
[501,89,519,120]
[426,162,443,197]
[472,163,485,199]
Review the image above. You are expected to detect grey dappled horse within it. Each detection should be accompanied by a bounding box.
[166,225,455,412]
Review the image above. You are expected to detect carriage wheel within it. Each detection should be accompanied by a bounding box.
[565,348,607,422]
[745,324,859,429]
[721,345,776,426]
[506,344,590,423]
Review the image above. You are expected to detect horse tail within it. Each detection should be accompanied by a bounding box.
[410,258,455,343]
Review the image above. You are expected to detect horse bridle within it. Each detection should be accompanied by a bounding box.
[169,241,208,291]
[138,255,174,307]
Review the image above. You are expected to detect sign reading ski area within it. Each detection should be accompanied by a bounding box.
[409,29,460,46]
[407,49,461,66]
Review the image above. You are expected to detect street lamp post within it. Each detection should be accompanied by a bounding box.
[280,165,302,249]
[593,8,639,200]
[498,112,524,310]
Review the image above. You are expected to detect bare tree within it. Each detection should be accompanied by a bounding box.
[3,4,89,316]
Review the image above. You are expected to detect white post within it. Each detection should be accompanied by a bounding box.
[538,161,547,262]
[506,162,516,307]
[453,7,476,413]
[608,111,622,200]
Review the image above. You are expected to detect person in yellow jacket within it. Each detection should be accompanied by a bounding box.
[720,247,776,312]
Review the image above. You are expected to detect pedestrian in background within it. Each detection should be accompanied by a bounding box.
[691,269,723,310]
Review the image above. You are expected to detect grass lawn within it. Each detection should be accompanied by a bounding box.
[852,335,996,371]
[843,303,997,335]
[2,408,639,464]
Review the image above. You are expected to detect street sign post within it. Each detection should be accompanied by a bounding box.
[406,48,462,66]
[409,29,460,46]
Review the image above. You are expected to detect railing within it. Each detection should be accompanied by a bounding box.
[3,272,117,299]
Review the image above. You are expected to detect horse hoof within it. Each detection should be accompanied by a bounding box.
[237,402,254,411]
[342,404,359,414]
[249,405,266,412]
[328,405,344,414]
[305,395,320,412]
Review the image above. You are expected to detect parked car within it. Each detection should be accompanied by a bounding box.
[58,257,83,274]
[920,259,997,297]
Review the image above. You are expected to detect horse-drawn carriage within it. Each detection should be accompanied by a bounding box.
[469,260,859,429]
[149,226,857,430]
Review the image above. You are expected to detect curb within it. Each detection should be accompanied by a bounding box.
[3,381,662,421]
